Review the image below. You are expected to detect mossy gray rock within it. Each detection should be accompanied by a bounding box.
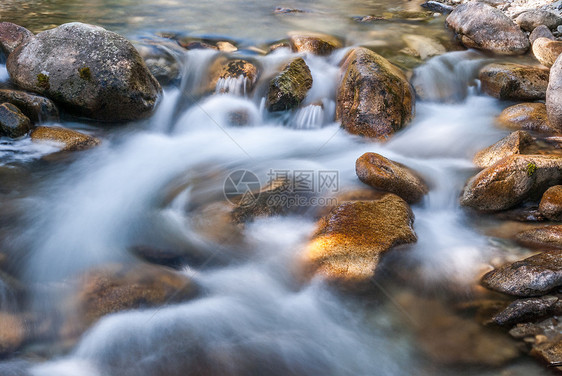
[445,2,529,55]
[460,155,562,211]
[0,89,58,123]
[481,249,562,296]
[266,57,312,111]
[6,22,162,122]
[355,152,428,204]
[0,103,31,138]
[336,47,414,139]
[0,22,34,57]
[479,63,549,101]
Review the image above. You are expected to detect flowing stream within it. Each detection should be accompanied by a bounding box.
[0,2,554,375]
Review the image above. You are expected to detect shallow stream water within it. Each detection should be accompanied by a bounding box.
[0,1,555,375]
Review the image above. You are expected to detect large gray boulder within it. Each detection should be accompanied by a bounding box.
[6,22,161,122]
[445,2,529,55]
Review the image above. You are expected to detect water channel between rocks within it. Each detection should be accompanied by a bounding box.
[0,1,558,375]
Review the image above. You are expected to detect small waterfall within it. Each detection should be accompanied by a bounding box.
[411,50,489,103]
[0,64,8,82]
[293,104,324,129]
[215,75,251,96]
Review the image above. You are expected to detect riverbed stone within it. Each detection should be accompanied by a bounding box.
[299,194,417,289]
[266,58,312,112]
[402,35,445,60]
[207,57,260,95]
[0,312,25,354]
[496,102,558,134]
[539,185,562,221]
[515,225,562,248]
[532,37,562,68]
[531,337,562,371]
[515,10,562,32]
[336,47,414,139]
[30,126,100,152]
[61,263,198,338]
[481,249,562,296]
[473,131,535,169]
[135,39,183,85]
[491,295,562,326]
[0,103,31,138]
[510,317,562,371]
[6,22,162,122]
[0,22,34,57]
[0,89,59,123]
[460,154,562,211]
[355,152,428,204]
[479,63,549,101]
[546,54,562,131]
[445,2,530,55]
[529,25,555,45]
[288,33,342,56]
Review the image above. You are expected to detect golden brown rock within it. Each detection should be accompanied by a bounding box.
[62,263,198,338]
[539,185,562,221]
[479,63,549,101]
[0,312,25,354]
[461,154,562,211]
[288,32,342,56]
[496,102,559,134]
[206,57,259,95]
[299,194,417,289]
[532,37,562,68]
[473,131,535,168]
[336,47,414,139]
[515,225,562,249]
[355,152,428,203]
[30,126,100,152]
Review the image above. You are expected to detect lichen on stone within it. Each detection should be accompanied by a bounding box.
[37,73,50,89]
[526,161,537,176]
[78,67,92,81]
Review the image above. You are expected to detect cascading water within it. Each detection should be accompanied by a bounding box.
[0,14,551,375]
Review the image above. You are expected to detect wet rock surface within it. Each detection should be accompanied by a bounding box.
[336,47,414,139]
[30,126,100,152]
[496,102,557,134]
[61,263,198,338]
[299,194,417,289]
[515,225,562,248]
[491,295,562,326]
[0,103,31,138]
[481,249,562,296]
[0,312,25,354]
[445,2,530,55]
[207,57,260,95]
[479,63,549,101]
[288,33,342,56]
[460,154,562,211]
[355,152,428,204]
[529,25,555,45]
[6,22,162,122]
[539,185,562,221]
[473,131,535,168]
[266,58,312,112]
[0,89,59,123]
